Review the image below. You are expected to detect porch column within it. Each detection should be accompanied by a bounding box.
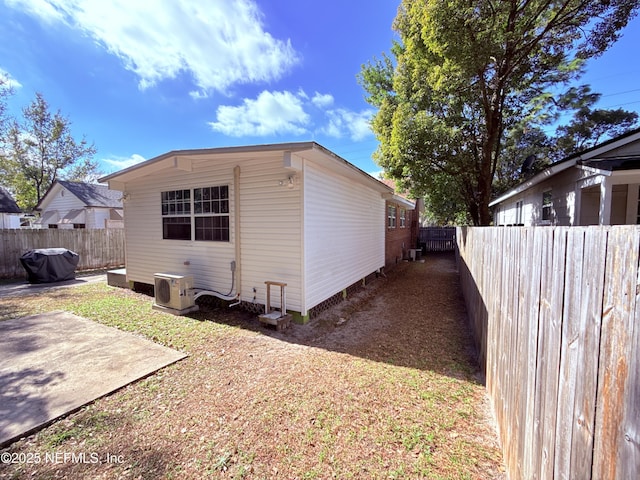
[573,184,582,226]
[599,177,613,225]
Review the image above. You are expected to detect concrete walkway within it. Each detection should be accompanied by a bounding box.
[0,311,187,447]
[0,273,107,299]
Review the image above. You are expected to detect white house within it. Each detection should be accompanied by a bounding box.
[0,187,22,229]
[99,142,395,321]
[35,180,124,229]
[491,127,640,226]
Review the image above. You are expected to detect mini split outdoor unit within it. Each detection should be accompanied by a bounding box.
[153,273,198,314]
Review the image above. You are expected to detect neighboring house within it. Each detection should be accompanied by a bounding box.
[381,179,418,268]
[491,127,640,226]
[99,142,397,321]
[35,180,124,229]
[0,187,22,229]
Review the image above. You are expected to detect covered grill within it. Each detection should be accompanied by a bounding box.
[19,248,80,283]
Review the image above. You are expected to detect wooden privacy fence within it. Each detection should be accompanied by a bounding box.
[456,225,639,480]
[418,226,456,252]
[0,229,125,278]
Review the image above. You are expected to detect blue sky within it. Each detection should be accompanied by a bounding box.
[1,0,639,178]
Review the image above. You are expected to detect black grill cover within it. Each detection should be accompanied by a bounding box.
[20,248,80,284]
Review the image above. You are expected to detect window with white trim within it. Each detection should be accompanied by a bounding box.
[515,200,523,225]
[162,189,191,240]
[542,190,552,222]
[399,208,406,228]
[161,186,230,241]
[194,186,229,241]
[388,205,396,228]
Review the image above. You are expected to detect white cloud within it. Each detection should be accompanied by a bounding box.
[311,92,334,108]
[6,0,299,94]
[323,108,375,141]
[0,68,23,89]
[208,88,374,141]
[209,90,310,137]
[102,153,146,172]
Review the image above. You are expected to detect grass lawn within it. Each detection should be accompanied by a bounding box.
[0,256,504,479]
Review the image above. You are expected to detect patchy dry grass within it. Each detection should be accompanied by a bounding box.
[0,254,504,479]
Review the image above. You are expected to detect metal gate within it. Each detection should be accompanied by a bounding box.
[418,227,456,252]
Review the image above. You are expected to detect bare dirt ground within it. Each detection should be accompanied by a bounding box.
[0,253,504,479]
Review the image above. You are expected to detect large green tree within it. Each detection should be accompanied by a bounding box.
[1,93,98,209]
[360,0,639,225]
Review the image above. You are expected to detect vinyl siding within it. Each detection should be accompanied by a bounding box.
[118,149,387,315]
[302,159,385,312]
[41,186,86,228]
[123,160,236,295]
[122,155,303,311]
[238,157,302,312]
[43,186,85,213]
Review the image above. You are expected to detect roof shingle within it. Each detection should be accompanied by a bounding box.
[0,187,22,213]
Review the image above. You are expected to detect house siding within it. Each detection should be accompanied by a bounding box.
[42,187,85,228]
[0,213,21,229]
[122,155,303,311]
[237,156,302,312]
[91,207,114,229]
[496,168,580,226]
[492,132,640,226]
[123,161,238,296]
[303,159,385,313]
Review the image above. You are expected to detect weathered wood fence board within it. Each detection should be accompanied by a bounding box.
[418,227,456,252]
[0,229,125,278]
[456,225,640,480]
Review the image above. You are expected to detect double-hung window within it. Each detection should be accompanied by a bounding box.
[399,208,406,228]
[161,186,229,241]
[542,190,553,222]
[388,205,396,228]
[194,186,229,241]
[162,189,191,240]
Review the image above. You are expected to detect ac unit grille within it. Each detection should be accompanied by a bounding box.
[153,273,195,311]
[156,278,171,304]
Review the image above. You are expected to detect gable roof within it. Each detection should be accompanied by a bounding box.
[36,181,123,210]
[0,187,22,213]
[99,141,392,195]
[490,127,640,207]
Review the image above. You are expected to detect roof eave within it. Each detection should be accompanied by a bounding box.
[99,141,393,195]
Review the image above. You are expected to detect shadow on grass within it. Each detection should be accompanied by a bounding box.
[0,367,66,447]
[187,252,484,386]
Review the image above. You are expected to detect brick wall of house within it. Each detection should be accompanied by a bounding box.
[385,201,418,269]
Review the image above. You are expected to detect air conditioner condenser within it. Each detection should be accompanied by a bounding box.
[153,273,199,315]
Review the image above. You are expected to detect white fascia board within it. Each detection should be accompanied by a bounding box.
[577,164,612,177]
[383,193,415,209]
[579,130,640,160]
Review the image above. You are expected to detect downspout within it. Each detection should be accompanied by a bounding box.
[230,165,242,306]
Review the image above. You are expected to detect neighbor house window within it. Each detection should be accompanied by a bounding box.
[542,190,553,222]
[73,224,85,229]
[399,208,406,228]
[161,189,191,240]
[515,200,523,225]
[194,186,229,241]
[161,186,230,241]
[388,205,396,228]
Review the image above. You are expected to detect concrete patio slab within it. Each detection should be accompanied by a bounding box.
[0,273,107,299]
[0,311,187,447]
